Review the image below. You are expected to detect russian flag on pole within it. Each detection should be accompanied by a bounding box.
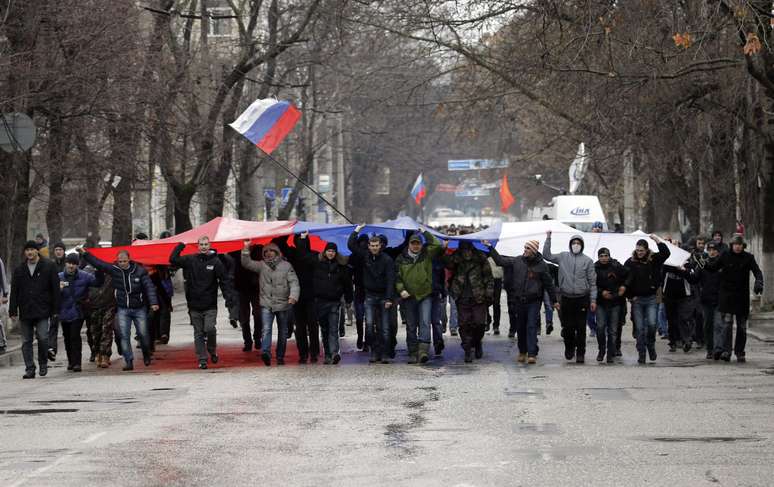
[229,98,301,155]
[410,173,426,205]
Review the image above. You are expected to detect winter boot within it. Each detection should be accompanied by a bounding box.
[407,346,418,364]
[517,353,527,363]
[417,343,430,364]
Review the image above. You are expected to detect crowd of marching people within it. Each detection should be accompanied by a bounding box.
[0,222,765,378]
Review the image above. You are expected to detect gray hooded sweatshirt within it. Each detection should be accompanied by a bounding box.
[542,235,597,302]
[241,242,300,312]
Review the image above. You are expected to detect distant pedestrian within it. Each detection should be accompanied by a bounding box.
[395,231,443,364]
[297,232,352,365]
[9,241,60,379]
[705,235,764,362]
[697,241,722,360]
[170,237,235,369]
[594,248,627,363]
[80,248,159,371]
[543,231,597,363]
[0,255,8,354]
[34,233,50,258]
[486,239,557,364]
[444,241,493,363]
[624,235,670,364]
[58,253,104,372]
[240,240,300,366]
[47,241,67,360]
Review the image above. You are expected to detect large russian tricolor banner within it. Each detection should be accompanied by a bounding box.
[229,98,301,155]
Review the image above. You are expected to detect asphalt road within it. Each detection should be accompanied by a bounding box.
[2,306,774,487]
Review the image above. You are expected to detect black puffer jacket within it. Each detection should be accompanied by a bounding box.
[489,248,556,304]
[595,259,628,307]
[697,265,721,307]
[170,243,233,312]
[297,237,353,303]
[83,252,158,309]
[706,250,764,315]
[624,242,670,297]
[9,257,61,320]
[347,232,395,299]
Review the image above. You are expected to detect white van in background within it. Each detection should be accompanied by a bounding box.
[529,195,608,232]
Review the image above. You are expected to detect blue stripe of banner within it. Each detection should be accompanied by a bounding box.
[242,101,290,146]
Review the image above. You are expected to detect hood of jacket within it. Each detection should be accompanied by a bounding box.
[569,234,585,253]
[262,243,283,261]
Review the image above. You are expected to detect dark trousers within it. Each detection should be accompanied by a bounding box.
[702,303,719,353]
[61,319,85,367]
[21,318,49,373]
[513,300,541,356]
[506,292,518,336]
[560,296,589,356]
[595,304,619,358]
[365,294,391,358]
[457,300,487,351]
[47,315,59,354]
[239,289,261,347]
[190,309,217,362]
[488,278,502,330]
[316,299,341,358]
[691,296,704,345]
[665,297,694,347]
[294,298,319,359]
[718,312,749,357]
[150,300,172,343]
[354,291,365,341]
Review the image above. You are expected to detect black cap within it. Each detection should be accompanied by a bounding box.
[408,233,423,243]
[65,253,80,264]
[598,247,610,256]
[53,241,66,250]
[706,241,718,250]
[636,239,649,249]
[324,242,338,253]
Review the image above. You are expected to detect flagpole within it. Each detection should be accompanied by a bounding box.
[259,148,353,224]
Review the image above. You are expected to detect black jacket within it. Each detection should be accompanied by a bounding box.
[347,232,395,300]
[594,260,628,307]
[624,242,670,297]
[9,257,61,321]
[297,237,353,303]
[706,250,764,315]
[169,243,233,312]
[661,264,698,300]
[697,265,721,307]
[82,252,158,309]
[489,248,556,304]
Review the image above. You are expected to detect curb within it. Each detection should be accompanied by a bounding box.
[0,342,24,368]
[748,328,774,343]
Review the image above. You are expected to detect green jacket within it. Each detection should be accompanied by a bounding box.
[444,249,494,305]
[395,231,443,301]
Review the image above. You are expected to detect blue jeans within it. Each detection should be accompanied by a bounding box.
[513,300,541,356]
[632,295,658,354]
[657,303,668,336]
[20,318,49,373]
[117,307,149,363]
[365,294,391,357]
[316,300,341,358]
[430,293,445,346]
[448,295,458,331]
[260,307,290,359]
[596,304,620,358]
[402,296,432,351]
[543,291,553,324]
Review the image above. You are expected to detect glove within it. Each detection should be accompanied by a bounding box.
[754,282,764,295]
[400,290,410,299]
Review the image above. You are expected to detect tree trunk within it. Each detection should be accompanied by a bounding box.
[45,117,67,246]
[172,184,195,234]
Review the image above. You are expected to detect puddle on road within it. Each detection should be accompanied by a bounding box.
[30,400,96,404]
[582,388,632,400]
[513,423,560,435]
[512,446,596,461]
[1,408,79,415]
[151,387,175,391]
[645,436,764,443]
[403,400,425,409]
[504,388,545,399]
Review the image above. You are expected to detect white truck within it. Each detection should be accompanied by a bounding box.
[529,195,608,232]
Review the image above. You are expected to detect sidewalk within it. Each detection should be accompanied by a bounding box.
[748,311,774,343]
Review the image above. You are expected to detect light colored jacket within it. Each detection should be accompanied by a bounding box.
[542,235,597,302]
[240,243,300,312]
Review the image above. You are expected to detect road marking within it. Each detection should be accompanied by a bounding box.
[8,431,107,487]
[82,431,107,444]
